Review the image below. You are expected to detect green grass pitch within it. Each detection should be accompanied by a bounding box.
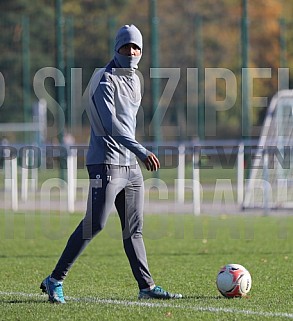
[1,210,293,320]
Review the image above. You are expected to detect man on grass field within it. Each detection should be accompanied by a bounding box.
[40,24,183,303]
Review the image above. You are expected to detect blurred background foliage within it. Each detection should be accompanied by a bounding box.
[0,0,291,143]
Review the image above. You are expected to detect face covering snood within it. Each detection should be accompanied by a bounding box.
[114,51,142,69]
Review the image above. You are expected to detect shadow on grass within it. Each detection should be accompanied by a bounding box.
[0,298,47,304]
[183,295,222,300]
[0,295,227,304]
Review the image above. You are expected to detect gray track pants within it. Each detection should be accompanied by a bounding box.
[51,164,154,290]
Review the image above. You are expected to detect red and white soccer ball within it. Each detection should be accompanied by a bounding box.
[216,264,252,298]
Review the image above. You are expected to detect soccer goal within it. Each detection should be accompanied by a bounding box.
[243,90,293,210]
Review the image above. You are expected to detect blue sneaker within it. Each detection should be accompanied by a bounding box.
[40,276,66,304]
[138,285,183,300]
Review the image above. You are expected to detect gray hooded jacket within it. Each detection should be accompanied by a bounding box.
[86,60,151,166]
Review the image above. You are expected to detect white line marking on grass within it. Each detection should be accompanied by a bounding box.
[1,291,293,319]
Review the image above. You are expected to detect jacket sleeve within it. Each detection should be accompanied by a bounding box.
[89,75,151,162]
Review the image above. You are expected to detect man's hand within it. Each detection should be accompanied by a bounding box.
[144,153,160,171]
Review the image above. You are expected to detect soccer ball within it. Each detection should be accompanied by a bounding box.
[216,264,252,298]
